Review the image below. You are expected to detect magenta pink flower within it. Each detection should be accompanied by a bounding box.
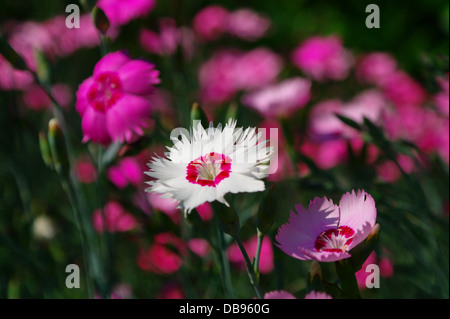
[276,190,377,262]
[355,251,394,290]
[356,52,398,86]
[242,77,311,118]
[22,83,72,111]
[92,201,137,233]
[381,71,427,108]
[227,235,274,274]
[291,35,353,82]
[263,290,296,299]
[193,5,230,41]
[107,156,143,189]
[434,75,449,116]
[226,9,271,41]
[299,139,348,170]
[97,0,156,26]
[76,51,160,145]
[137,232,186,274]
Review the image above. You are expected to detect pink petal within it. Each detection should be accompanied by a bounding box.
[338,190,377,249]
[76,77,95,116]
[93,51,131,76]
[81,107,112,145]
[118,59,161,95]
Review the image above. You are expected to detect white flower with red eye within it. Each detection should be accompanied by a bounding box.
[144,119,273,214]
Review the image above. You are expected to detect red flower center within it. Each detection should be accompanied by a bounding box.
[186,152,232,187]
[314,225,355,253]
[87,72,123,112]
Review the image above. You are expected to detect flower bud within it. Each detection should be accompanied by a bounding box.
[92,6,110,35]
[190,102,209,128]
[48,118,69,177]
[39,132,53,168]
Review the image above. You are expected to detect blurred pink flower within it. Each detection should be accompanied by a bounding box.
[242,77,311,118]
[291,35,353,82]
[140,18,181,56]
[355,251,394,290]
[107,156,144,189]
[137,232,186,274]
[304,291,333,299]
[188,238,211,258]
[97,0,156,26]
[92,200,137,233]
[235,48,283,91]
[74,156,98,184]
[434,75,449,116]
[157,282,185,299]
[193,5,230,41]
[264,290,296,299]
[308,90,388,141]
[299,139,348,170]
[376,154,416,183]
[227,235,274,274]
[76,51,160,145]
[22,83,72,111]
[199,48,282,106]
[276,190,377,262]
[356,52,398,86]
[226,9,271,41]
[381,71,427,108]
[196,202,214,222]
[0,54,33,90]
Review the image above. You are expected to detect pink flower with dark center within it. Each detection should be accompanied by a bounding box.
[92,200,137,233]
[76,51,160,145]
[276,190,377,262]
[97,0,156,26]
[291,35,353,82]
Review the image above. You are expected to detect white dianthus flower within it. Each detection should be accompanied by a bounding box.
[144,119,273,214]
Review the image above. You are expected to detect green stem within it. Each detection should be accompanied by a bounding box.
[234,234,264,299]
[335,259,361,299]
[214,216,235,299]
[253,229,264,282]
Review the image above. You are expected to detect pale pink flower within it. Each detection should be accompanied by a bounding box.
[276,190,377,262]
[188,238,211,258]
[264,290,296,299]
[242,77,311,118]
[226,9,271,41]
[139,18,184,56]
[137,232,186,274]
[227,235,274,274]
[193,5,230,41]
[304,291,333,299]
[299,139,348,170]
[92,200,137,233]
[97,0,156,26]
[76,51,160,145]
[356,52,398,86]
[291,35,353,82]
[376,154,415,183]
